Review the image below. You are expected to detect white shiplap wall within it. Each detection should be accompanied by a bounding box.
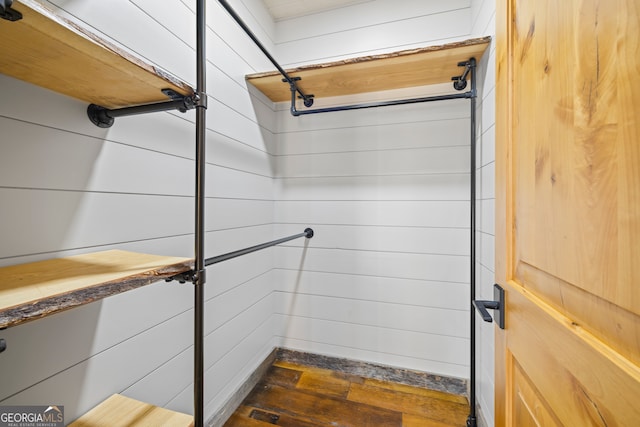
[271,0,481,380]
[0,0,281,423]
[471,0,496,426]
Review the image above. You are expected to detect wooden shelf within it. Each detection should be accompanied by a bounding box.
[0,250,192,329]
[70,394,193,427]
[0,0,194,109]
[246,37,491,103]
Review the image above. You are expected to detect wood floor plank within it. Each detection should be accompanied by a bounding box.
[296,371,352,399]
[262,365,303,389]
[348,383,468,426]
[244,383,403,426]
[228,405,323,427]
[224,413,273,427]
[363,378,469,405]
[403,413,461,427]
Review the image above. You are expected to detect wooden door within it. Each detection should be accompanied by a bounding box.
[495,0,640,425]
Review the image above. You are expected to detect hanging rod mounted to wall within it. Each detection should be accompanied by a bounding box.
[217,0,314,108]
[87,89,204,128]
[288,60,475,116]
[167,228,315,284]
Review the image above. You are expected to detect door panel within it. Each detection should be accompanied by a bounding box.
[495,0,640,425]
[513,359,561,427]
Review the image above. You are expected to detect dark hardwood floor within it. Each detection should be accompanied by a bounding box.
[224,359,469,426]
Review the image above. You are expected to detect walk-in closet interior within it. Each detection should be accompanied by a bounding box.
[0,0,497,426]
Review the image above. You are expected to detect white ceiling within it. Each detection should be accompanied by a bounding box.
[262,0,371,21]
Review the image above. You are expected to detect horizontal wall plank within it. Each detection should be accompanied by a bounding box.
[206,199,273,232]
[168,310,278,416]
[0,189,192,258]
[274,315,469,368]
[203,272,273,337]
[273,269,469,311]
[471,0,494,38]
[276,146,469,178]
[479,198,495,235]
[480,123,496,168]
[479,161,495,200]
[0,117,194,195]
[275,200,469,228]
[274,224,469,256]
[203,224,274,261]
[275,174,469,201]
[208,131,275,178]
[274,293,468,338]
[0,196,272,257]
[204,250,274,299]
[206,165,273,199]
[0,118,273,197]
[276,0,470,44]
[206,98,274,155]
[277,118,470,156]
[274,246,469,283]
[275,9,470,66]
[125,287,277,415]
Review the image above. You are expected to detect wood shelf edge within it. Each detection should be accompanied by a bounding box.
[0,250,193,329]
[247,36,491,79]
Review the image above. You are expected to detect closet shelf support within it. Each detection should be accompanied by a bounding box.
[87,90,202,128]
[452,60,474,92]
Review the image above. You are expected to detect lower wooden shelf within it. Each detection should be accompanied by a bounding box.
[69,394,193,427]
[0,250,193,329]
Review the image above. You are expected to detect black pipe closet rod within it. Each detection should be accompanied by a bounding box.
[205,228,314,266]
[290,91,471,116]
[217,0,314,107]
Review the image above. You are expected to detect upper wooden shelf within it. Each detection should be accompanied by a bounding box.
[0,250,192,329]
[0,0,194,109]
[246,37,491,103]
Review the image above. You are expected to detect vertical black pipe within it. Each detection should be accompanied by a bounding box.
[194,0,207,425]
[467,58,478,427]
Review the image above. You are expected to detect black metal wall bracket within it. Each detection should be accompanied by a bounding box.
[0,0,22,21]
[87,88,200,128]
[285,76,314,108]
[473,284,505,329]
[452,60,474,92]
[0,338,6,353]
[167,270,196,284]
